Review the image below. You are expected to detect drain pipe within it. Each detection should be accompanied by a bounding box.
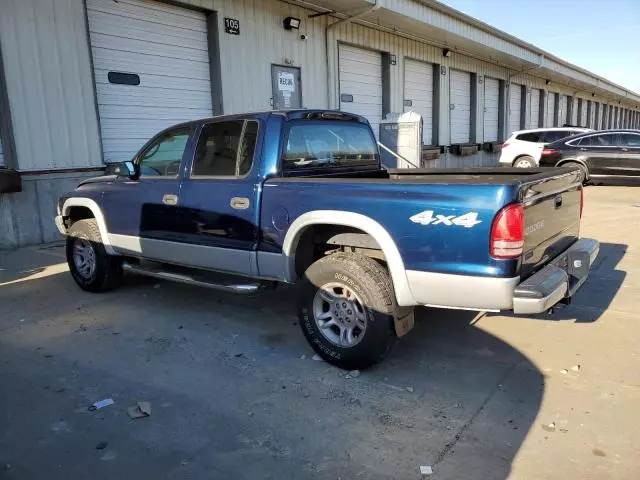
[325,2,380,109]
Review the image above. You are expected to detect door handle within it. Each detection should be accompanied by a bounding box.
[230,197,250,210]
[162,194,178,206]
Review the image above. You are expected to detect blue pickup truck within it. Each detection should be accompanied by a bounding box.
[55,110,599,369]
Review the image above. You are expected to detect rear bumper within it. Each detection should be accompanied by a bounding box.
[404,238,599,313]
[512,238,599,314]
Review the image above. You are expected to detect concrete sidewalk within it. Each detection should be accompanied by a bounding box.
[0,186,638,479]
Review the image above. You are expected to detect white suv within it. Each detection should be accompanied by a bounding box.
[499,127,592,168]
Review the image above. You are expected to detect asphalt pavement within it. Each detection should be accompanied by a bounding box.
[1,185,638,479]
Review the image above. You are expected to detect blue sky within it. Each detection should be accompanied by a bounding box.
[439,0,640,94]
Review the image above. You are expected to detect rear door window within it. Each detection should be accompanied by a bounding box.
[516,132,543,142]
[578,134,618,147]
[543,130,572,143]
[618,133,640,147]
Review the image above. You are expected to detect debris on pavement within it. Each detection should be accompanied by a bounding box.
[300,354,307,360]
[88,398,114,411]
[592,448,606,457]
[559,369,568,375]
[127,401,152,419]
[153,284,161,289]
[420,465,433,476]
[311,354,323,362]
[571,364,581,372]
[542,422,556,432]
[406,386,415,393]
[345,370,360,379]
[96,441,108,450]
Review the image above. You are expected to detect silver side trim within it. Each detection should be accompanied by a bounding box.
[257,250,288,281]
[61,198,116,255]
[109,234,255,277]
[121,262,261,294]
[282,210,415,306]
[406,270,519,310]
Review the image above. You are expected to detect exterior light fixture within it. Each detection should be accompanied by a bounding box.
[283,16,301,30]
[545,79,551,86]
[442,48,451,57]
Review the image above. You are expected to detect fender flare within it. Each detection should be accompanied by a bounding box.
[282,210,416,306]
[61,198,116,255]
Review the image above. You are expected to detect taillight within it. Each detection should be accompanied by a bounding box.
[541,148,557,156]
[501,142,510,149]
[580,186,584,218]
[490,203,524,259]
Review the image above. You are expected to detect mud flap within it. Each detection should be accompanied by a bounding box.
[393,306,415,337]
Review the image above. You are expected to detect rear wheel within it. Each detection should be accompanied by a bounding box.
[297,253,397,370]
[513,155,536,168]
[560,161,588,184]
[66,219,123,292]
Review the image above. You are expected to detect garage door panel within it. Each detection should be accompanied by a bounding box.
[88,11,207,47]
[95,85,212,109]
[94,69,210,92]
[88,0,212,162]
[86,0,206,30]
[90,34,208,64]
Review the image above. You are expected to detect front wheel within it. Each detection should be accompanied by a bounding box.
[297,253,397,370]
[66,219,123,292]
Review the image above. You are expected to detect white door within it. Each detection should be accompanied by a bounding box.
[404,59,433,145]
[545,93,555,127]
[559,95,568,126]
[0,139,4,168]
[508,83,522,136]
[339,45,383,138]
[483,77,500,142]
[529,88,541,129]
[449,69,471,144]
[87,0,213,163]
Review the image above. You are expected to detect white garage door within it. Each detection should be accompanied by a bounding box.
[0,139,4,168]
[571,98,578,125]
[87,0,213,163]
[529,88,541,129]
[483,77,500,142]
[508,83,522,136]
[545,93,555,127]
[404,59,433,145]
[339,45,383,138]
[559,95,568,126]
[449,69,471,144]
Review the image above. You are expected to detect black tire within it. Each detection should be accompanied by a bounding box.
[66,218,123,293]
[560,161,588,184]
[297,253,397,370]
[513,156,536,168]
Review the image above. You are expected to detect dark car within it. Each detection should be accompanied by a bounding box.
[539,129,640,183]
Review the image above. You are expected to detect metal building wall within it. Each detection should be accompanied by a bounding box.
[0,0,102,171]
[181,0,329,113]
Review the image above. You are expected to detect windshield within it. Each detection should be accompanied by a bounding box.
[283,121,379,170]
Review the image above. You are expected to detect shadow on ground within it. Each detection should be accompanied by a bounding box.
[0,255,544,480]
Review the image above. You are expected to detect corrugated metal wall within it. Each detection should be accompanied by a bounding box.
[0,0,102,171]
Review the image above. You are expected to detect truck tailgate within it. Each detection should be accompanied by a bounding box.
[520,172,582,279]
